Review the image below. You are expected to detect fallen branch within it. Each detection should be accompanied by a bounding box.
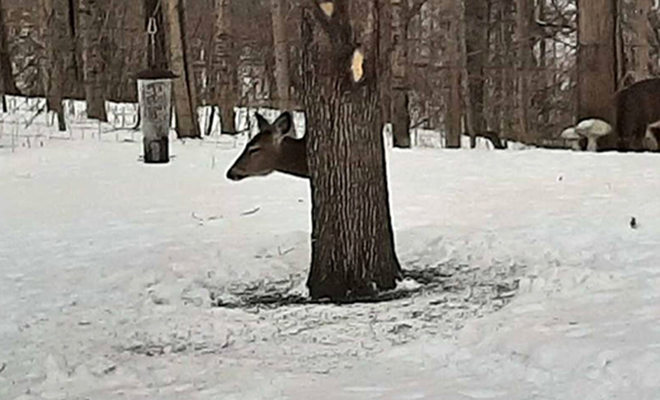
[241,207,261,216]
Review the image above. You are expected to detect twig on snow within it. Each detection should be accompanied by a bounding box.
[241,207,261,216]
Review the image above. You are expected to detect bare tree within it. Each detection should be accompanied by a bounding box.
[446,0,463,149]
[0,0,17,110]
[389,0,415,148]
[39,0,68,131]
[78,0,108,121]
[301,0,402,301]
[464,0,488,147]
[271,0,291,109]
[630,0,652,80]
[211,0,237,134]
[577,0,617,123]
[515,0,534,142]
[165,0,200,138]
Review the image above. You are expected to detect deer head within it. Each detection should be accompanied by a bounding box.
[226,112,308,180]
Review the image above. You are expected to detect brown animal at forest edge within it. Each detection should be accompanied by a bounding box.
[226,112,309,180]
[612,78,660,151]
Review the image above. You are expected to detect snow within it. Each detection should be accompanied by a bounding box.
[2,108,660,399]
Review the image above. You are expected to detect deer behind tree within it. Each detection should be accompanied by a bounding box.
[226,112,308,180]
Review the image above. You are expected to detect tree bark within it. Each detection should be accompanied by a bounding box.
[577,0,617,122]
[143,0,169,71]
[390,0,411,148]
[464,0,488,148]
[211,0,237,134]
[40,0,67,131]
[165,0,200,138]
[78,0,108,122]
[0,0,18,105]
[391,89,410,148]
[301,0,402,301]
[630,0,652,80]
[515,0,534,142]
[446,0,463,149]
[271,0,291,109]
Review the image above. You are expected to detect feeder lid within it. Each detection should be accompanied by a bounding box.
[135,68,179,80]
[575,119,612,138]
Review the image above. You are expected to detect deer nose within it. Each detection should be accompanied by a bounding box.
[226,168,244,181]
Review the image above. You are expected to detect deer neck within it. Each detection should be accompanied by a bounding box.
[275,136,309,178]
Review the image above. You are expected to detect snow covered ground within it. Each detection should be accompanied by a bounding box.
[1,111,660,399]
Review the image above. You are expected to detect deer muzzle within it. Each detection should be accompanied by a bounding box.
[226,167,247,181]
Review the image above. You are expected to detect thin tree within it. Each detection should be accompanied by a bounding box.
[0,0,17,111]
[464,0,488,148]
[210,0,238,134]
[390,0,409,148]
[389,0,427,148]
[446,0,463,149]
[78,0,108,121]
[515,0,533,143]
[630,0,652,80]
[165,0,200,138]
[39,0,67,131]
[301,0,402,301]
[271,0,292,109]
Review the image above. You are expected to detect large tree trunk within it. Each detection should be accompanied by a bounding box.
[165,0,200,138]
[78,0,107,122]
[0,0,17,107]
[40,0,67,131]
[515,0,533,143]
[464,0,488,148]
[577,0,617,122]
[271,0,291,110]
[211,0,237,134]
[301,0,402,301]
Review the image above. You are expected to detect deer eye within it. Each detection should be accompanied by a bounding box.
[248,147,261,155]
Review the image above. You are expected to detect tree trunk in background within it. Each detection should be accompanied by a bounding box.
[464,0,488,148]
[301,0,402,301]
[211,0,237,134]
[0,0,17,109]
[537,0,549,127]
[143,0,169,71]
[271,0,291,110]
[577,0,617,123]
[631,0,651,80]
[501,0,516,140]
[40,0,67,131]
[78,0,108,122]
[515,0,533,143]
[446,0,463,149]
[391,0,411,148]
[165,0,200,138]
[65,0,83,99]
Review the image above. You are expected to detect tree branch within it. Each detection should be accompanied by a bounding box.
[304,0,339,39]
[406,0,428,23]
[303,0,354,51]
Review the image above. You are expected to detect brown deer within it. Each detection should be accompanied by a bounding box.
[226,112,309,180]
[613,78,660,151]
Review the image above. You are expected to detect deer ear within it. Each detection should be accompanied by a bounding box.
[273,112,293,135]
[255,113,270,131]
